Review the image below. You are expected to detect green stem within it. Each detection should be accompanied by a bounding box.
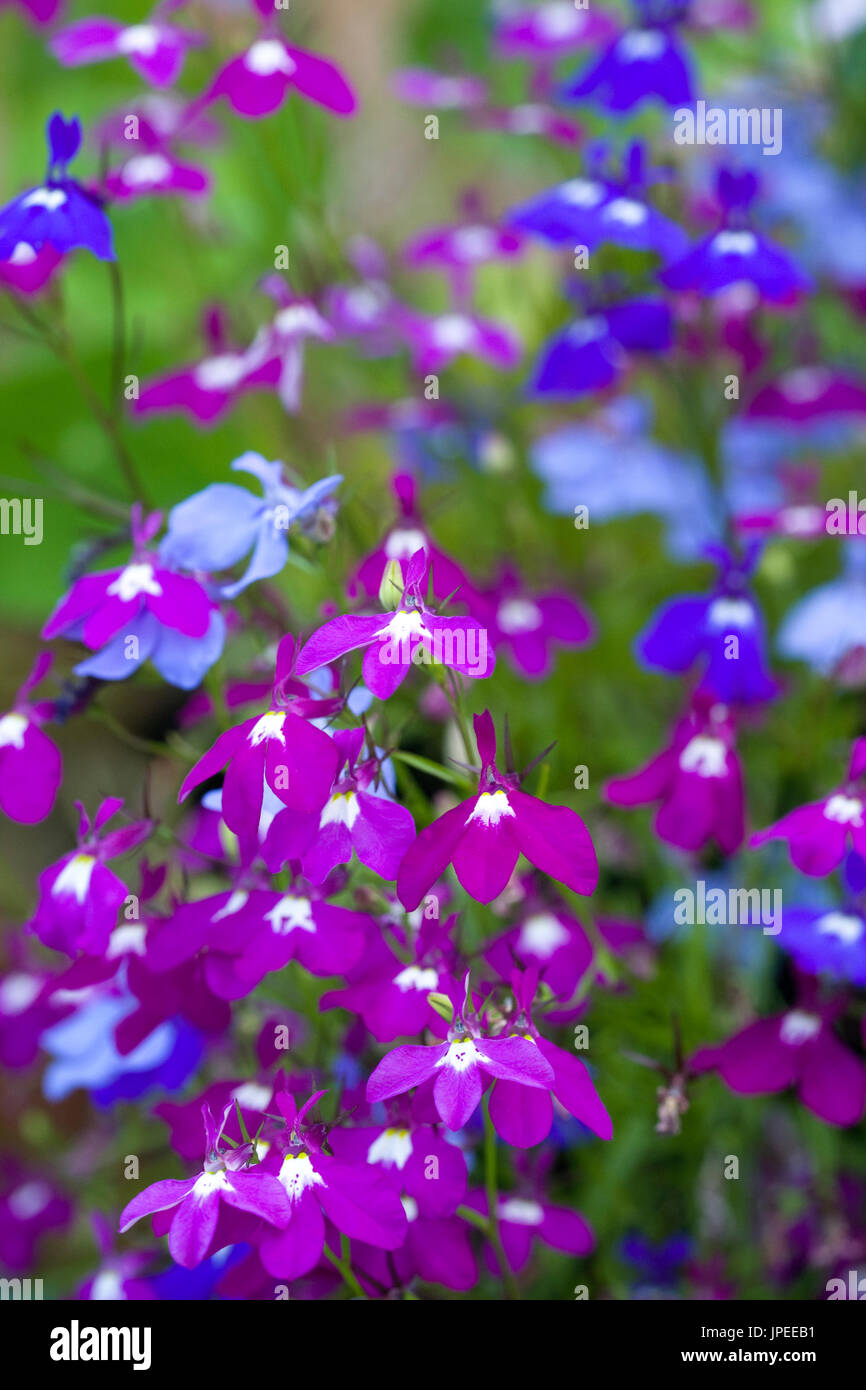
[482,1094,520,1300]
[446,668,475,764]
[324,1238,365,1298]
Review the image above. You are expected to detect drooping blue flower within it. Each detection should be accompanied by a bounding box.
[0,112,114,262]
[774,903,866,986]
[559,11,694,112]
[161,452,342,598]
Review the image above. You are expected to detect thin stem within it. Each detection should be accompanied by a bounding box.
[107,258,127,424]
[446,668,475,764]
[482,1094,520,1300]
[323,1238,365,1298]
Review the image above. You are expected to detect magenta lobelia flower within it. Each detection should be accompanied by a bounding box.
[466,1179,594,1275]
[605,696,745,855]
[750,738,866,875]
[241,277,335,412]
[178,634,340,855]
[28,798,151,957]
[391,305,522,375]
[691,980,866,1128]
[493,2,618,59]
[483,883,594,999]
[256,1091,407,1281]
[472,564,593,678]
[42,505,215,654]
[51,14,205,87]
[296,548,494,700]
[397,710,598,908]
[321,912,457,1042]
[0,242,62,295]
[119,1102,291,1268]
[0,651,62,824]
[262,727,416,883]
[103,149,210,203]
[204,0,356,119]
[346,471,469,606]
[366,978,555,1132]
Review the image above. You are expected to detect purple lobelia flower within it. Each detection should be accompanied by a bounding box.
[256,1091,407,1281]
[751,739,866,875]
[391,68,487,109]
[0,0,63,23]
[263,727,416,883]
[0,112,114,262]
[0,241,62,294]
[485,970,613,1147]
[483,882,594,999]
[636,544,778,704]
[42,505,224,690]
[296,548,494,700]
[559,6,694,109]
[468,104,582,146]
[241,278,336,413]
[660,169,812,304]
[178,635,340,857]
[507,145,688,262]
[50,13,204,87]
[321,912,457,1043]
[119,1102,291,1268]
[204,0,356,119]
[328,1119,467,1219]
[527,296,673,398]
[103,148,210,202]
[746,366,866,423]
[162,452,342,599]
[471,565,593,678]
[347,471,470,606]
[366,980,556,1132]
[28,798,151,957]
[493,2,618,60]
[0,651,62,824]
[145,880,369,1000]
[392,305,522,376]
[691,979,866,1127]
[772,902,866,987]
[403,219,525,309]
[397,710,598,909]
[0,1162,71,1273]
[606,696,745,855]
[466,1184,594,1275]
[78,1214,155,1301]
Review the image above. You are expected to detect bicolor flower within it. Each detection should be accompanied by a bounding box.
[50,15,204,87]
[241,280,336,413]
[42,506,224,690]
[527,298,673,398]
[746,367,866,424]
[366,1003,555,1133]
[119,1103,291,1269]
[178,634,340,854]
[103,149,210,202]
[27,798,151,957]
[393,306,522,376]
[484,888,594,999]
[327,1121,467,1218]
[466,1187,594,1275]
[402,221,525,306]
[493,2,617,58]
[691,984,866,1128]
[256,1092,407,1282]
[605,698,744,855]
[772,903,866,987]
[559,13,694,109]
[397,710,598,909]
[321,913,457,1042]
[508,172,687,262]
[0,651,62,824]
[0,242,62,295]
[472,565,593,678]
[296,548,494,700]
[0,112,113,262]
[636,545,778,704]
[133,333,282,425]
[347,471,469,606]
[751,739,866,875]
[263,727,416,883]
[162,452,342,599]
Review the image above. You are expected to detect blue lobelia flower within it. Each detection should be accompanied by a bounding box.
[161,452,342,598]
[0,111,114,262]
[777,542,866,677]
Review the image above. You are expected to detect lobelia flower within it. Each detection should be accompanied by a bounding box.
[346,471,469,606]
[103,149,210,203]
[177,634,340,855]
[468,103,582,146]
[321,913,457,1043]
[770,902,866,987]
[746,366,866,424]
[27,798,151,957]
[527,297,673,398]
[397,710,598,909]
[50,14,205,87]
[162,452,342,599]
[691,980,866,1127]
[42,505,225,690]
[241,278,336,413]
[750,739,866,875]
[559,4,694,110]
[353,1206,477,1294]
[484,970,613,1148]
[660,170,812,304]
[471,565,593,678]
[78,1214,155,1301]
[366,980,556,1133]
[133,306,282,425]
[466,1185,594,1275]
[776,540,866,682]
[484,886,594,1000]
[144,881,369,1000]
[0,1163,71,1274]
[605,697,745,855]
[255,1092,408,1282]
[493,2,617,60]
[391,68,488,109]
[0,0,63,23]
[392,306,522,375]
[296,548,494,701]
[155,1078,283,1162]
[402,220,525,308]
[0,112,114,262]
[636,544,778,704]
[204,0,356,119]
[0,651,62,824]
[263,727,416,883]
[119,1103,292,1269]
[0,242,62,294]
